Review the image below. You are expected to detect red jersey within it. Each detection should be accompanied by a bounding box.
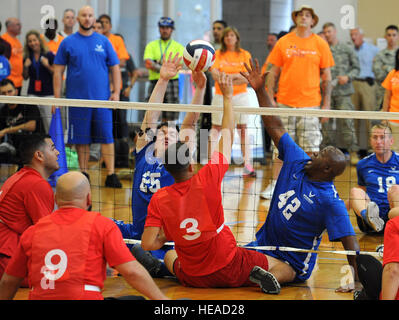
[382,217,399,300]
[5,207,135,300]
[146,151,237,276]
[0,167,54,257]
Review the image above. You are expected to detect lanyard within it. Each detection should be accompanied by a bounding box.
[159,39,172,63]
[31,54,41,79]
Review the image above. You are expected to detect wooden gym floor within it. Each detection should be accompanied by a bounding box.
[8,157,383,301]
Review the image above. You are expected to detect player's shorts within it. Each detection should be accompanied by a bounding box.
[272,103,322,159]
[68,107,114,144]
[173,246,269,288]
[211,92,250,126]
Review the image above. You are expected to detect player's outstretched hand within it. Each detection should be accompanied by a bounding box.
[240,58,268,92]
[192,71,207,90]
[218,72,233,99]
[160,52,183,81]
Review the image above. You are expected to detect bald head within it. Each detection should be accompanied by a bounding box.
[77,6,95,32]
[5,17,21,36]
[324,146,347,178]
[78,5,94,16]
[305,146,347,182]
[55,171,91,208]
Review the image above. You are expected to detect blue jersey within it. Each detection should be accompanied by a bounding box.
[356,152,399,220]
[131,142,175,239]
[54,32,119,100]
[254,133,355,281]
[0,55,10,81]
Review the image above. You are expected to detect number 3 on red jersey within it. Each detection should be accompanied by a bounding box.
[180,218,201,240]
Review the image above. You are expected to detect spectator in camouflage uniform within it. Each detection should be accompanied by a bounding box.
[373,25,399,108]
[322,22,361,165]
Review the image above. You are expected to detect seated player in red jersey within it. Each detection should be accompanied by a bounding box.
[140,73,291,294]
[0,171,169,300]
[0,134,59,286]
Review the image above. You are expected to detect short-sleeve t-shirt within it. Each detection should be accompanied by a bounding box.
[211,48,252,96]
[356,152,399,220]
[143,39,184,81]
[145,151,237,276]
[130,142,175,239]
[1,33,23,87]
[0,167,54,257]
[0,103,45,148]
[267,32,335,108]
[5,208,134,294]
[0,55,10,81]
[107,33,130,61]
[383,217,399,300]
[254,133,355,280]
[382,69,399,123]
[54,32,119,100]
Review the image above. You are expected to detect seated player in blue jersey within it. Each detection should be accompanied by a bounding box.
[347,124,399,234]
[241,59,362,292]
[113,52,206,277]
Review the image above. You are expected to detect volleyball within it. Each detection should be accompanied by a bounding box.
[183,40,215,72]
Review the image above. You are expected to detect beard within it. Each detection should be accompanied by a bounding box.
[79,21,93,31]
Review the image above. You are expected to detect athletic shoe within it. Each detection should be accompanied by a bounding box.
[105,173,122,188]
[249,266,281,294]
[260,180,276,199]
[353,288,369,300]
[130,244,161,277]
[366,202,384,232]
[242,164,256,178]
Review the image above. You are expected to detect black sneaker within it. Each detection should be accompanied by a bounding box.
[130,244,161,277]
[249,266,281,294]
[354,288,370,300]
[105,173,122,188]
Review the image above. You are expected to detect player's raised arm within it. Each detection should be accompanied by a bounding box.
[241,58,286,147]
[180,71,207,154]
[214,72,234,161]
[136,52,183,151]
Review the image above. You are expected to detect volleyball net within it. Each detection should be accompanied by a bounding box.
[0,93,397,259]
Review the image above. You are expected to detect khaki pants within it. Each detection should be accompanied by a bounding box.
[351,80,378,150]
[272,104,322,158]
[389,121,399,152]
[321,95,359,152]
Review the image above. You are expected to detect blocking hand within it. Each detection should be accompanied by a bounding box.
[159,52,183,81]
[240,58,268,92]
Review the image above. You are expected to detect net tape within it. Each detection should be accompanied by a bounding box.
[0,95,398,120]
[123,238,383,258]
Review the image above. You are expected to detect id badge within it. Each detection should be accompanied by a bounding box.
[34,80,42,92]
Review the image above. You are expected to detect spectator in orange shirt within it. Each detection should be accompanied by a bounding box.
[40,18,64,55]
[260,5,334,200]
[209,26,256,177]
[1,18,23,95]
[98,14,129,66]
[382,48,399,151]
